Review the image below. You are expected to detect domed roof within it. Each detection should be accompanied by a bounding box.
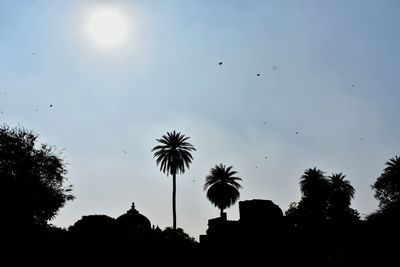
[116,202,151,231]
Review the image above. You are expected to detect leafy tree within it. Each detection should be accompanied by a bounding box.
[204,164,242,218]
[0,125,74,231]
[368,156,400,226]
[68,215,116,240]
[163,227,196,244]
[372,156,400,210]
[285,202,299,217]
[152,131,195,231]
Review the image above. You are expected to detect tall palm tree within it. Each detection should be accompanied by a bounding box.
[328,173,355,209]
[299,167,330,218]
[152,131,195,231]
[204,164,242,219]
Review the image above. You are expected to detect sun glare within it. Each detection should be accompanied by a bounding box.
[87,7,129,49]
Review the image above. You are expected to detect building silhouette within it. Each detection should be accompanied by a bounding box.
[200,199,284,246]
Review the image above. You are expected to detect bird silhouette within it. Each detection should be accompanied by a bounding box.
[218,61,223,65]
[123,150,127,154]
[296,132,299,135]
[49,104,53,107]
[257,73,261,76]
[352,84,355,87]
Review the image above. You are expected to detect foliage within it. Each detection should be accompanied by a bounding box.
[152,130,196,176]
[163,227,197,243]
[152,130,195,230]
[204,164,242,217]
[285,202,299,217]
[372,156,400,210]
[0,125,74,229]
[298,167,330,220]
[68,215,116,239]
[291,168,359,224]
[327,173,358,223]
[328,173,355,208]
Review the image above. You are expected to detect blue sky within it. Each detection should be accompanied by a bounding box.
[1,0,399,240]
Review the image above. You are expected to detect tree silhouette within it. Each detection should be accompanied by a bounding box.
[204,164,242,218]
[163,227,196,244]
[328,173,355,208]
[372,156,400,210]
[68,215,116,242]
[327,173,358,223]
[299,167,330,221]
[0,125,74,231]
[152,131,195,231]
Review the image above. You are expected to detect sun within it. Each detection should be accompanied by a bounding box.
[87,7,129,49]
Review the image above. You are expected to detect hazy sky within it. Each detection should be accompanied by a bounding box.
[1,0,399,240]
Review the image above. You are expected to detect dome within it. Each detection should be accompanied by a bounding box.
[116,203,151,233]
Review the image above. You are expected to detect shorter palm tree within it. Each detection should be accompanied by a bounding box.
[204,164,242,219]
[300,167,330,200]
[327,173,356,223]
[299,167,330,220]
[328,173,355,209]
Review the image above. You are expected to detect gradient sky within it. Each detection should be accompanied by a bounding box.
[1,0,399,240]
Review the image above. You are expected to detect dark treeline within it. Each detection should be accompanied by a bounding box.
[0,125,399,265]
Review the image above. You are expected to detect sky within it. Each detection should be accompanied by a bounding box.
[1,0,399,240]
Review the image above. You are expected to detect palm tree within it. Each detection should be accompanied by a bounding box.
[152,131,196,231]
[204,164,242,219]
[327,173,356,223]
[299,167,330,219]
[328,173,355,208]
[300,167,330,200]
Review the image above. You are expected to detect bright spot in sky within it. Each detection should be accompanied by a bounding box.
[87,7,128,49]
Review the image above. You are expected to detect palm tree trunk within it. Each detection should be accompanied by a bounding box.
[172,173,177,231]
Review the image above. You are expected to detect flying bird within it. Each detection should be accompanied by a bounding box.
[49,104,53,107]
[257,73,261,76]
[296,132,299,135]
[123,150,127,154]
[218,61,223,66]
